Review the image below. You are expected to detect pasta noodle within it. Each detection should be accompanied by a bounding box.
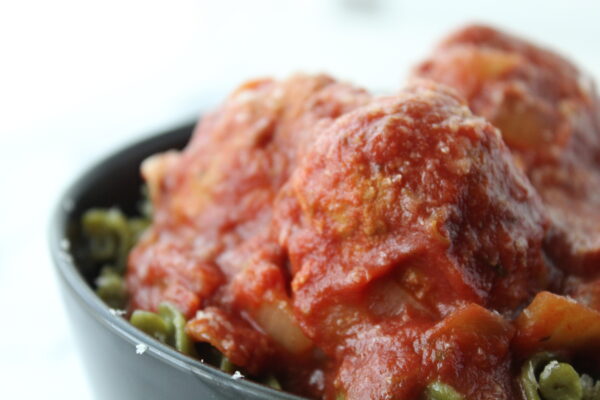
[95,267,127,309]
[424,382,465,400]
[129,303,197,356]
[82,207,149,310]
[82,208,148,273]
[520,353,600,400]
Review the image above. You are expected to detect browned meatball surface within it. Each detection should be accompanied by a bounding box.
[274,81,549,399]
[414,24,600,278]
[126,74,370,397]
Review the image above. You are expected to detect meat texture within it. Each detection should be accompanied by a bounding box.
[127,74,370,396]
[274,81,549,399]
[414,24,600,279]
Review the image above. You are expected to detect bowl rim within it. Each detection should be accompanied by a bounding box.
[48,123,308,400]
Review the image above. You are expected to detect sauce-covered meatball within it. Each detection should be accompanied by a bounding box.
[275,81,549,399]
[128,74,370,314]
[126,75,551,399]
[126,74,370,396]
[414,25,600,279]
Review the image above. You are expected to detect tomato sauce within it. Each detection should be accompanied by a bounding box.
[126,26,600,400]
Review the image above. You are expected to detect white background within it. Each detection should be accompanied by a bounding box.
[1,0,599,398]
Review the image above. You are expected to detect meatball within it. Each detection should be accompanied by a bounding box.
[275,81,549,399]
[126,75,370,392]
[128,74,369,314]
[414,24,600,277]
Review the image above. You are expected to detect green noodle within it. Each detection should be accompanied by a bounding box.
[220,357,236,374]
[82,208,143,273]
[130,310,171,343]
[158,303,197,356]
[521,353,600,400]
[539,361,582,400]
[263,374,282,390]
[82,205,149,310]
[424,381,464,400]
[129,302,197,356]
[95,267,127,309]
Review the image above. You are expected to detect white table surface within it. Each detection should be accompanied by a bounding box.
[1,0,598,398]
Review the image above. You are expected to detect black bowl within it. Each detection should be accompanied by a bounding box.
[49,122,307,400]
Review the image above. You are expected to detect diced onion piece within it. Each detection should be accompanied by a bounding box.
[255,300,312,355]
